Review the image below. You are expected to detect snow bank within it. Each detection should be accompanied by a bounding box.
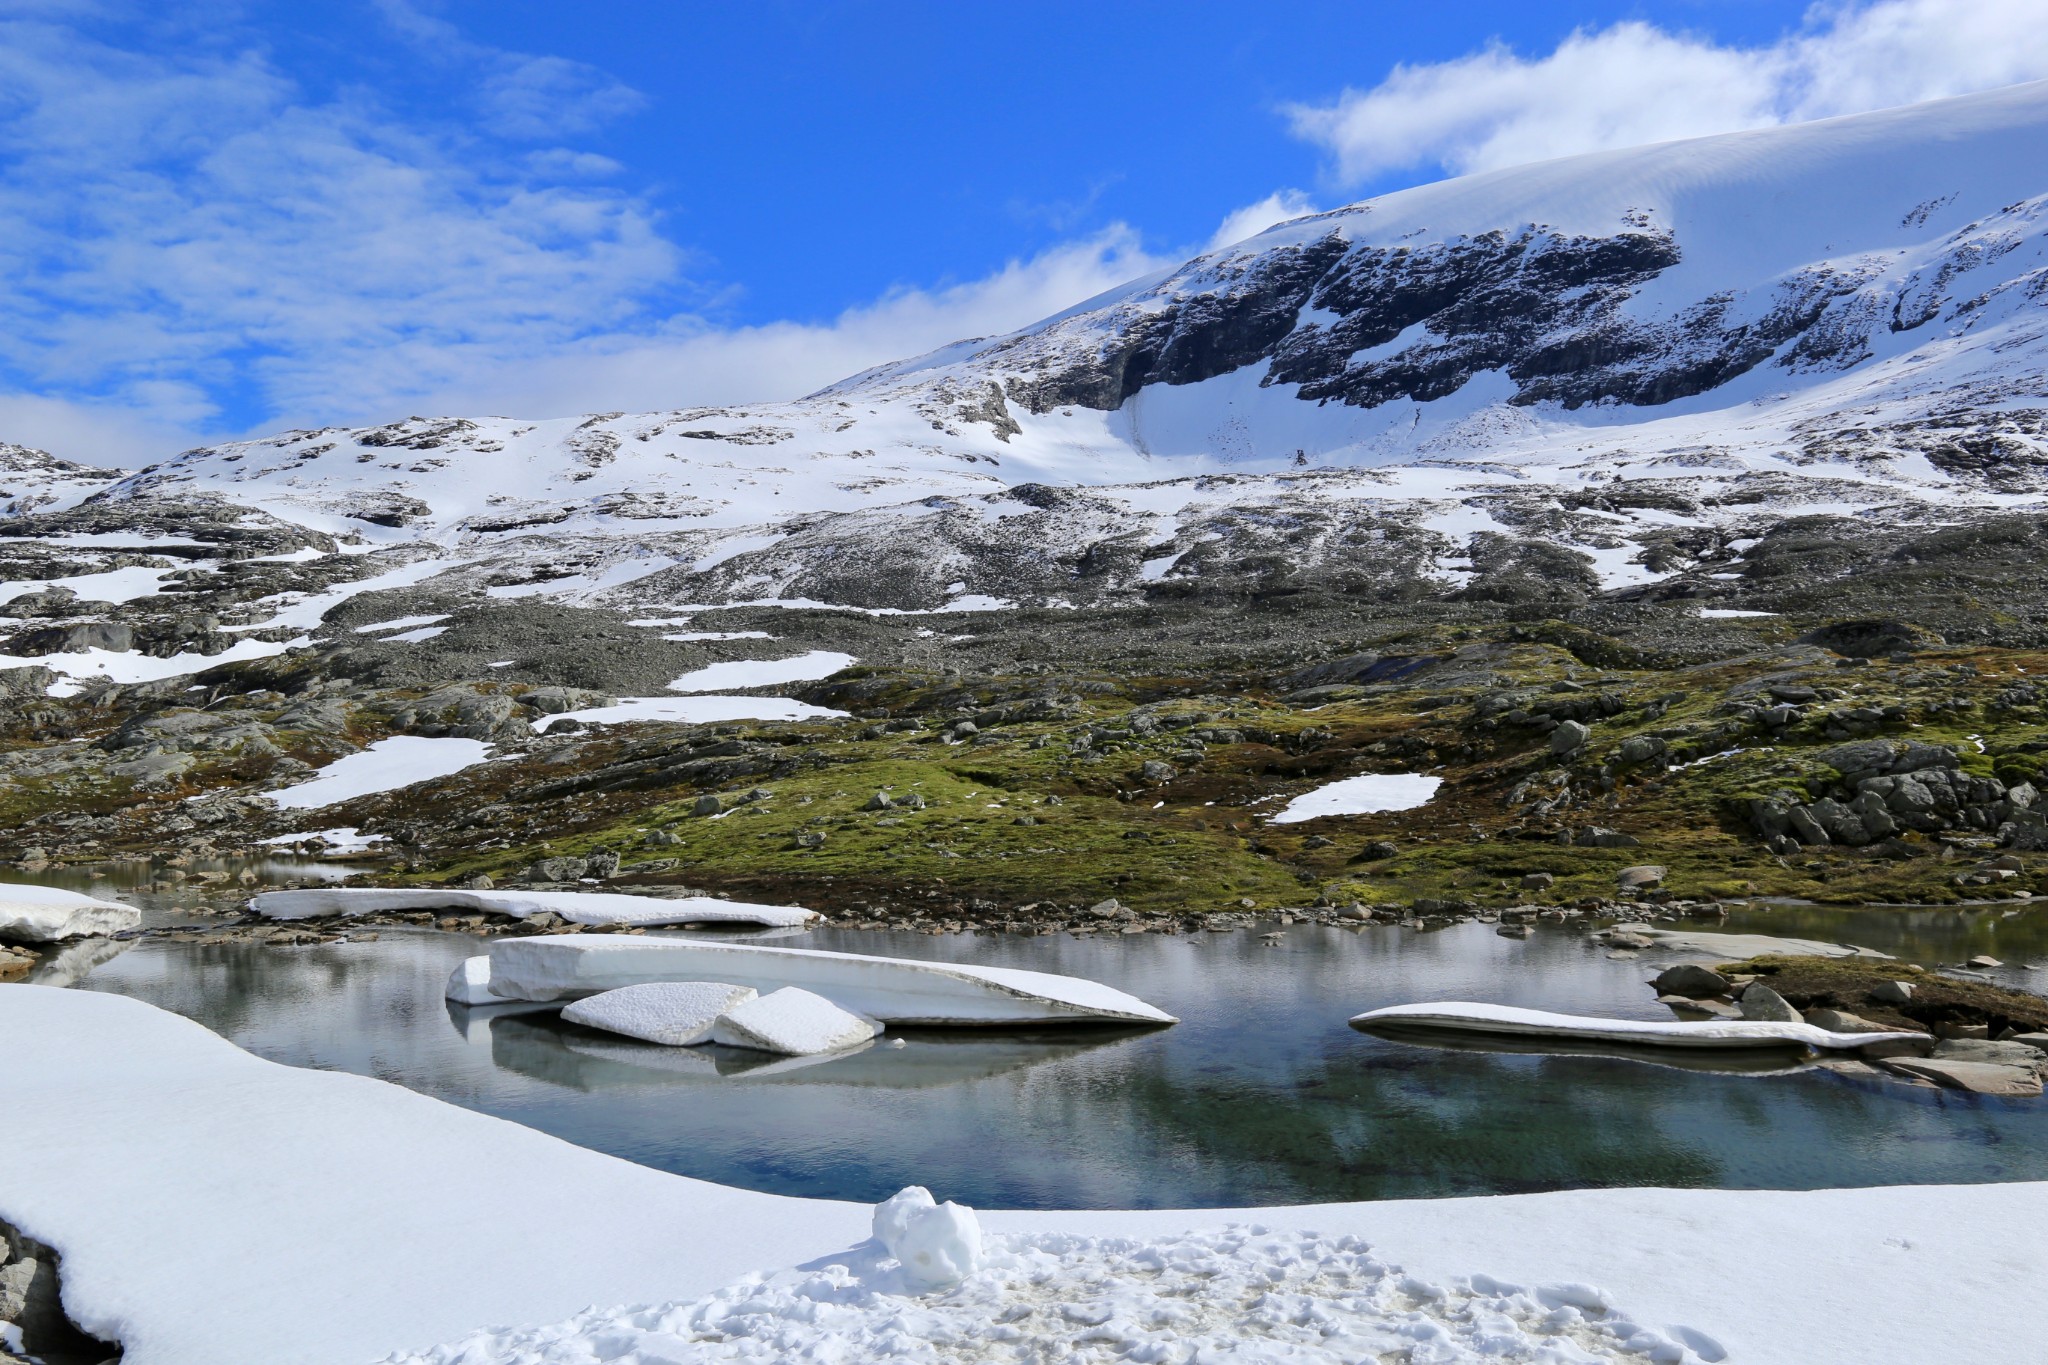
[709,987,882,1055]
[1352,1001,1922,1051]
[560,981,757,1046]
[264,737,492,810]
[255,826,387,854]
[1270,773,1441,823]
[667,650,856,693]
[0,884,139,943]
[484,935,1177,1024]
[250,887,818,928]
[531,694,845,732]
[6,988,2048,1365]
[0,986,869,1365]
[443,957,496,1006]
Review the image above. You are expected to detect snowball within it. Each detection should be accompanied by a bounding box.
[873,1186,983,1288]
[561,981,757,1046]
[444,956,496,1006]
[0,883,139,944]
[893,1200,982,1289]
[709,987,882,1055]
[872,1185,935,1249]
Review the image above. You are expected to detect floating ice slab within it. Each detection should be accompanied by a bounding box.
[1351,1001,1922,1051]
[486,935,1178,1025]
[1605,924,1892,960]
[0,884,140,943]
[251,887,818,928]
[264,736,492,809]
[561,981,758,1046]
[444,957,497,1005]
[709,987,882,1055]
[1270,773,1441,823]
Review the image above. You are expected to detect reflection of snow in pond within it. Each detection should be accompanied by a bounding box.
[1269,773,1440,823]
[265,736,492,809]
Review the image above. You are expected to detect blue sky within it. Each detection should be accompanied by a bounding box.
[1,0,2043,464]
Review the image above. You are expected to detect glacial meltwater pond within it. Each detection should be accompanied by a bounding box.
[36,900,2048,1210]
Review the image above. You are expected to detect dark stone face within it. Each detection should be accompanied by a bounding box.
[1008,221,1930,418]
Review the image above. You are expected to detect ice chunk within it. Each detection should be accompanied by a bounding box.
[0,884,140,943]
[444,957,497,1005]
[1351,1001,1924,1051]
[484,934,1176,1023]
[560,981,758,1046]
[709,987,881,1055]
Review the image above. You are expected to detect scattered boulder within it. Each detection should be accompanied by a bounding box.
[1652,963,1731,999]
[1738,983,1801,1023]
[1615,865,1665,891]
[1550,720,1591,756]
[1870,979,1915,1005]
[1803,1007,1894,1034]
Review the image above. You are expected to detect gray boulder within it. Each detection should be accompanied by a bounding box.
[1738,983,1801,1023]
[1652,963,1730,999]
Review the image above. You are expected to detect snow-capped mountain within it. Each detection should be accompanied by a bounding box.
[10,81,2048,613]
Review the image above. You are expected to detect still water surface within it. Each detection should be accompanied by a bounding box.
[46,902,2048,1210]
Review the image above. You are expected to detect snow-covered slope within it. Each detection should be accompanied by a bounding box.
[13,83,2048,615]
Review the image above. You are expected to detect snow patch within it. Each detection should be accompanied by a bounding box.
[668,651,857,693]
[709,987,883,1055]
[1270,773,1441,823]
[263,737,492,810]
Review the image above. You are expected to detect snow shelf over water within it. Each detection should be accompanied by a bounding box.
[252,888,819,929]
[1270,773,1441,823]
[263,737,491,810]
[485,935,1177,1025]
[1351,1002,1922,1052]
[0,884,138,943]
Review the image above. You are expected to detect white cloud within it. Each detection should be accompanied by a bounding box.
[398,228,1175,418]
[1204,191,1320,253]
[1288,1,2048,184]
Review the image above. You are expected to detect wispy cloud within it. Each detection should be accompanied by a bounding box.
[397,227,1174,418]
[1287,0,2048,185]
[0,8,1182,465]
